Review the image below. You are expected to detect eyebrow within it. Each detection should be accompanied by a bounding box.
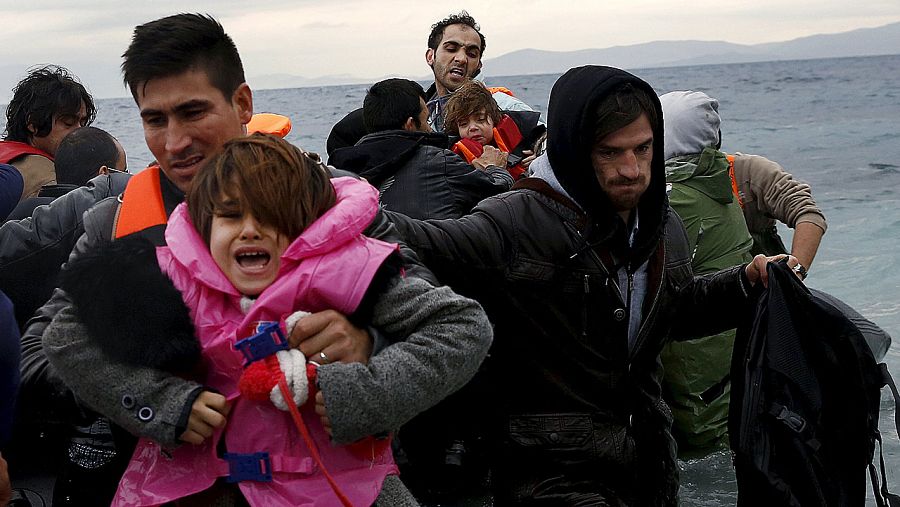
[443,39,481,52]
[140,99,211,119]
[596,136,654,150]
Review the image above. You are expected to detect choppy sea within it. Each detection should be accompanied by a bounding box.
[3,54,899,504]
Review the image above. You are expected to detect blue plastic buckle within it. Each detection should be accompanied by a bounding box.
[234,321,289,365]
[224,452,272,483]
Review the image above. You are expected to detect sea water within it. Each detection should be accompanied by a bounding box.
[3,54,898,504]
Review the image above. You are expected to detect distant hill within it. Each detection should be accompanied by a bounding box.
[481,22,900,76]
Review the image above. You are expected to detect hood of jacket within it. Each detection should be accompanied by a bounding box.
[546,65,668,262]
[328,129,451,187]
[659,90,721,160]
[665,147,735,205]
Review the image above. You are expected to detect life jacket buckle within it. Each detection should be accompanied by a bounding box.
[224,452,273,483]
[773,404,807,433]
[234,321,289,365]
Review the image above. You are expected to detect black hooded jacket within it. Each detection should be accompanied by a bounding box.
[388,66,750,504]
[328,129,512,220]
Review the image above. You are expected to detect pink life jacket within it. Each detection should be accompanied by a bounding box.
[113,177,399,506]
[0,140,52,164]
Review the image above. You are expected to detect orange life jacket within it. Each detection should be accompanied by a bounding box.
[726,154,745,208]
[486,86,515,98]
[114,165,168,239]
[0,141,53,164]
[452,114,528,180]
[247,113,292,138]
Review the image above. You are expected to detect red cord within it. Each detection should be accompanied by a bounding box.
[276,373,354,506]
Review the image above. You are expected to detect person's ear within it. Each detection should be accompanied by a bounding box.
[425,48,435,67]
[403,117,417,132]
[98,165,110,176]
[232,83,254,125]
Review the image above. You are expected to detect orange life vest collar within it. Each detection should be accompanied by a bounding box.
[114,165,168,239]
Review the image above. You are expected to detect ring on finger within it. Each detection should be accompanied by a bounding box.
[318,351,329,364]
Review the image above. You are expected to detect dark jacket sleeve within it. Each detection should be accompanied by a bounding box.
[385,194,515,286]
[16,195,122,423]
[0,173,130,329]
[330,165,441,287]
[39,199,203,446]
[0,290,19,445]
[660,209,754,342]
[440,151,513,214]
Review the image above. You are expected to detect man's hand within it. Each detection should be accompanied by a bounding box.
[314,391,332,436]
[0,452,10,507]
[473,145,508,170]
[180,391,230,445]
[289,309,373,365]
[745,254,799,287]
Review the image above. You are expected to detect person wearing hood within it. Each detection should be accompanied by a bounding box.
[660,91,892,454]
[662,91,826,272]
[657,90,753,456]
[328,78,513,220]
[386,65,794,504]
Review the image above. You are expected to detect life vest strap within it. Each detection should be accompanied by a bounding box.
[726,154,744,208]
[215,452,316,481]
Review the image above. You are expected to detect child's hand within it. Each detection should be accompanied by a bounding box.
[473,145,508,170]
[315,391,332,436]
[180,391,230,445]
[520,149,536,170]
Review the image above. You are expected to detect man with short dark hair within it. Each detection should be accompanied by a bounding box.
[329,77,512,220]
[424,11,533,131]
[1,65,96,200]
[388,65,794,504]
[6,126,127,222]
[33,13,489,506]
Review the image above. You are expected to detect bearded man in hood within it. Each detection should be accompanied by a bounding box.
[387,65,794,504]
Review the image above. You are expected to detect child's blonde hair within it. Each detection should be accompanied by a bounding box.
[188,133,336,244]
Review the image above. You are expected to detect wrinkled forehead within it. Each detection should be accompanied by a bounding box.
[438,24,482,50]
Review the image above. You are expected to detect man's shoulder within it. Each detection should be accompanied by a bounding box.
[82,195,121,243]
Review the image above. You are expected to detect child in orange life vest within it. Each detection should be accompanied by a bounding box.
[110,134,403,506]
[445,80,530,180]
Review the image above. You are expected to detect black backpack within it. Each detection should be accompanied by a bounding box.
[730,260,900,506]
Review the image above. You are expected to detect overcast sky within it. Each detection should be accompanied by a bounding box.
[2,0,899,102]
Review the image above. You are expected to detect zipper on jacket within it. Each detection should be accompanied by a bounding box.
[582,274,590,336]
[629,242,666,360]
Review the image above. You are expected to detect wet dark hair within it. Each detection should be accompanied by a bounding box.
[188,133,335,245]
[363,78,426,132]
[427,11,486,54]
[54,127,122,186]
[122,13,245,103]
[3,65,96,143]
[593,83,659,142]
[443,80,502,132]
